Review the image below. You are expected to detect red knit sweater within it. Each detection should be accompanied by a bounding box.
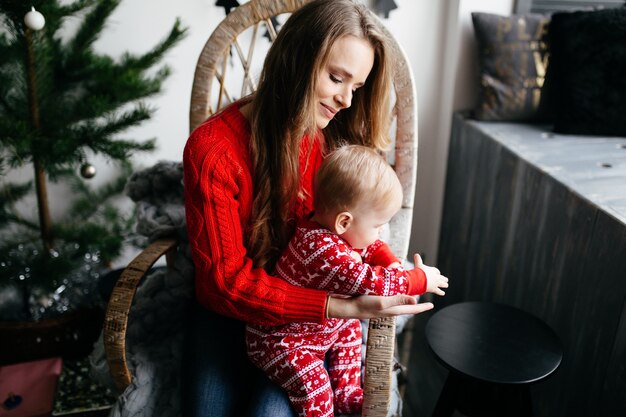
[183,102,328,326]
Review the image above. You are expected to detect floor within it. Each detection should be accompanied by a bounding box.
[52,358,115,416]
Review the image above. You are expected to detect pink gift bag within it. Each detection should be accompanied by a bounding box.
[0,357,62,417]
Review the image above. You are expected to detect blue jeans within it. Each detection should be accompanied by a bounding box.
[182,304,296,417]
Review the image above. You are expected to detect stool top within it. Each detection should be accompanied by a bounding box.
[425,301,562,385]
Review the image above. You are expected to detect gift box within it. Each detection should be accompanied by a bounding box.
[0,358,62,417]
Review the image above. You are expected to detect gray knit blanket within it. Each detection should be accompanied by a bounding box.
[89,161,407,417]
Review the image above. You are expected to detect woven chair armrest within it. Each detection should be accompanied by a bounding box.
[363,316,396,416]
[103,238,178,392]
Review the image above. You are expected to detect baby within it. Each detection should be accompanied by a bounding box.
[246,144,448,417]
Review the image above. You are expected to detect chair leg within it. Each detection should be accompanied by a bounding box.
[432,372,460,417]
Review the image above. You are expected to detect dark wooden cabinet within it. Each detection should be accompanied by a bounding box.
[427,113,626,417]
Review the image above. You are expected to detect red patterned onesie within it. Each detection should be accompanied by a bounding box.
[246,219,426,417]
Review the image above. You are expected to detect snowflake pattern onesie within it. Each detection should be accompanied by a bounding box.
[246,219,427,417]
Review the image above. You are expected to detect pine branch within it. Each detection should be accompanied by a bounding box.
[65,164,131,220]
[90,137,157,160]
[0,181,32,204]
[120,18,187,71]
[53,167,136,262]
[51,105,157,163]
[0,31,16,56]
[84,60,171,106]
[58,0,98,17]
[0,85,16,115]
[0,181,38,229]
[0,37,28,118]
[66,0,120,54]
[54,220,125,262]
[94,104,155,137]
[51,67,168,126]
[0,1,27,31]
[0,117,32,147]
[0,213,40,231]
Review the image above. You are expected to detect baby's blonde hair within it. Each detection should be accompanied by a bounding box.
[314,145,402,215]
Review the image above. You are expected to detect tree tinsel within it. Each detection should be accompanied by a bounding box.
[0,0,186,320]
[0,163,147,320]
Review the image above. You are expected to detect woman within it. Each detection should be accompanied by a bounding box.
[182,1,434,415]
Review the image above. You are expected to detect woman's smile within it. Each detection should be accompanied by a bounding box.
[320,103,338,119]
[315,35,374,129]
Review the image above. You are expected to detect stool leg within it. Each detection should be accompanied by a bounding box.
[503,385,533,417]
[518,386,533,417]
[432,372,460,417]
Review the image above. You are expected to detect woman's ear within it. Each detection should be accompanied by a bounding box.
[334,212,353,235]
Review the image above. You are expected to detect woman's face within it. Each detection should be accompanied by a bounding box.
[315,35,375,129]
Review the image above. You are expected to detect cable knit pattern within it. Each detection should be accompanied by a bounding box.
[183,102,328,326]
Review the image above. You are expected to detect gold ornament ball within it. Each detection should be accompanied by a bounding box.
[80,163,97,179]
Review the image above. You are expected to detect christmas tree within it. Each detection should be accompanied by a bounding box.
[0,0,186,320]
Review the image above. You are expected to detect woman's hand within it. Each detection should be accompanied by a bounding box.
[327,294,434,319]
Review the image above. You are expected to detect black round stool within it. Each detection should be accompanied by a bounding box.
[425,301,562,417]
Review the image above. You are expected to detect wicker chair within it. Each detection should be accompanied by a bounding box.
[102,1,417,415]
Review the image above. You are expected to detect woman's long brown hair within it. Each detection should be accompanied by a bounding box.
[247,0,392,270]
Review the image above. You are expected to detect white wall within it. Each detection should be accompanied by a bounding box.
[9,0,515,266]
[404,0,514,264]
[92,0,222,170]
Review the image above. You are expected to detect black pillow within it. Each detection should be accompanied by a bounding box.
[546,7,626,136]
[472,12,551,121]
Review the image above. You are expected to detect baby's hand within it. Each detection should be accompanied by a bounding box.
[414,254,449,296]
